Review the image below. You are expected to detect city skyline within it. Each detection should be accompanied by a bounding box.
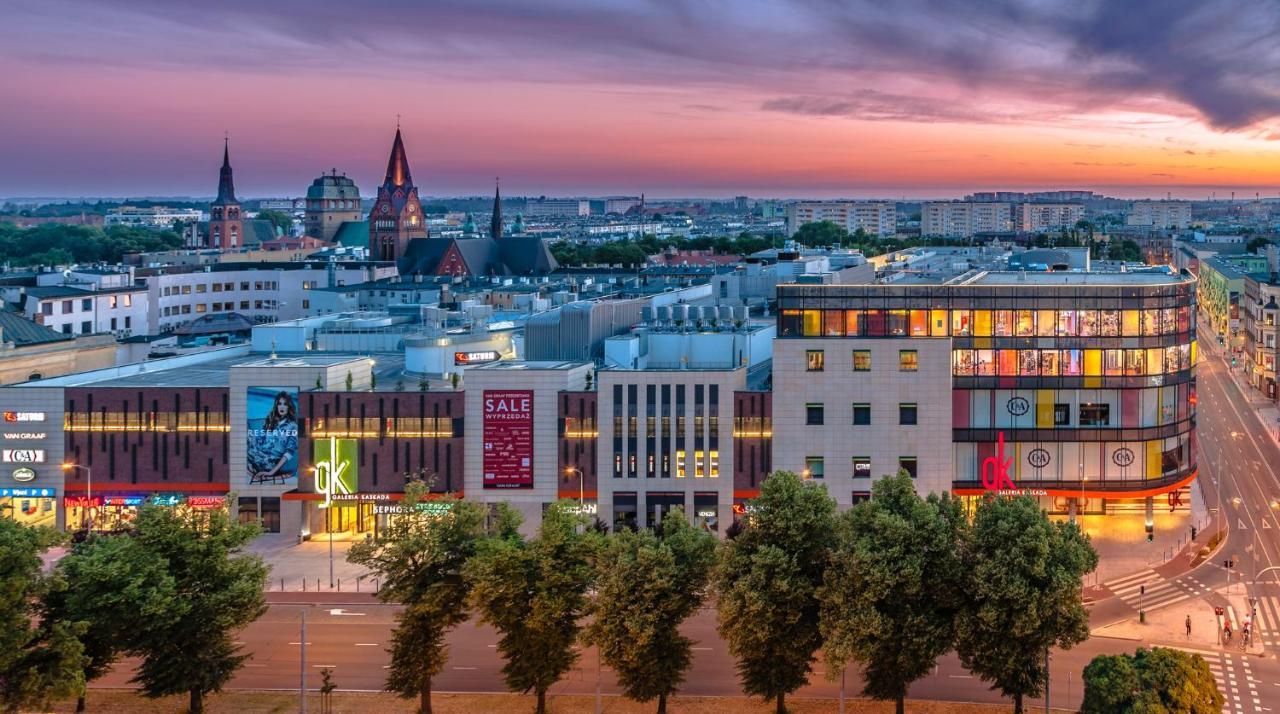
[5,0,1280,198]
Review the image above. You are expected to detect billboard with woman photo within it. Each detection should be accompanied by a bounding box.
[247,386,299,484]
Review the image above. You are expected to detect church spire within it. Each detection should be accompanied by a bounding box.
[490,178,503,239]
[214,138,238,205]
[382,128,413,188]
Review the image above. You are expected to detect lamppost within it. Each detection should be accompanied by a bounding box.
[61,462,92,530]
[307,465,335,590]
[564,467,585,507]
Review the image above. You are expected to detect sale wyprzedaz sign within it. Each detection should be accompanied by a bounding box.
[482,390,534,489]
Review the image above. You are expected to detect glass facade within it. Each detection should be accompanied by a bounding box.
[776,278,1198,499]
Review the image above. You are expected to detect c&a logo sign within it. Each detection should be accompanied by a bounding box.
[981,432,1017,491]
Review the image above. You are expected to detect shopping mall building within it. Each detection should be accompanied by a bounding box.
[0,267,1198,536]
[774,269,1198,522]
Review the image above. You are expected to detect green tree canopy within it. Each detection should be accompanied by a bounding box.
[954,495,1098,714]
[585,508,717,714]
[466,502,596,714]
[254,209,293,235]
[715,471,837,714]
[818,471,966,714]
[0,520,86,714]
[1082,647,1222,713]
[791,220,848,247]
[0,223,183,266]
[347,485,487,714]
[43,533,180,712]
[123,499,269,714]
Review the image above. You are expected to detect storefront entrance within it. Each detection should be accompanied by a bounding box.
[1,487,56,527]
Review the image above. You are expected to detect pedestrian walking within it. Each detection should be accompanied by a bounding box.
[1185,615,1192,638]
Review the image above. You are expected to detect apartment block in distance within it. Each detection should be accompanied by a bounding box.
[786,201,896,237]
[1127,200,1193,229]
[524,198,590,217]
[921,202,1012,238]
[1017,203,1085,232]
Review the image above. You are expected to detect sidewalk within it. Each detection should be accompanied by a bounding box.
[247,533,377,593]
[1093,583,1265,658]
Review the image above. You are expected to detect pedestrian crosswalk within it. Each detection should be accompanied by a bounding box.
[1104,569,1212,611]
[1166,646,1261,714]
[1248,594,1280,648]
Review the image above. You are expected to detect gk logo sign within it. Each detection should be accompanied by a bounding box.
[314,437,357,509]
[982,432,1017,491]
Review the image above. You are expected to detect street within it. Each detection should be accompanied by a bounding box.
[92,336,1280,712]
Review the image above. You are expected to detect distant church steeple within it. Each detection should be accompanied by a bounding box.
[208,138,242,249]
[490,178,504,239]
[368,127,427,263]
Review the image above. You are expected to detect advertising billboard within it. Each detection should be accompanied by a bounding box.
[313,437,358,508]
[482,390,533,489]
[246,386,299,484]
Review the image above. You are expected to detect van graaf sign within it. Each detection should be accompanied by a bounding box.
[314,437,357,509]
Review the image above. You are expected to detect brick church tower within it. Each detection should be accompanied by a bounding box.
[368,128,427,262]
[208,140,242,249]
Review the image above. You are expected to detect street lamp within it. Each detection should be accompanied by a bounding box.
[61,462,92,530]
[307,465,335,590]
[564,467,584,507]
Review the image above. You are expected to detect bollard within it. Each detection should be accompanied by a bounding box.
[1139,610,1146,624]
[356,578,360,593]
[280,577,284,592]
[303,578,306,592]
[338,578,341,592]
[317,578,320,591]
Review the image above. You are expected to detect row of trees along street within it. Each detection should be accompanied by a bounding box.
[1,472,1223,714]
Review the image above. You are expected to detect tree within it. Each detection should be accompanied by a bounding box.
[585,508,716,714]
[818,472,965,714]
[255,209,294,235]
[346,485,486,714]
[1247,236,1271,255]
[1082,647,1222,713]
[125,500,269,713]
[954,495,1098,713]
[0,520,86,713]
[791,220,847,247]
[467,502,596,714]
[44,534,180,712]
[715,471,837,714]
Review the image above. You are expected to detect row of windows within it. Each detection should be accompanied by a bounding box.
[807,402,918,426]
[161,281,279,297]
[41,294,134,316]
[807,349,917,372]
[952,345,1194,377]
[309,417,456,439]
[804,455,917,480]
[781,307,1193,338]
[161,299,297,318]
[65,411,231,432]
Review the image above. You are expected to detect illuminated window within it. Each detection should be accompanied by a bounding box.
[823,310,845,336]
[888,310,909,336]
[676,450,687,478]
[909,310,928,336]
[802,310,821,336]
[1040,350,1059,376]
[1015,310,1035,336]
[1018,350,1039,376]
[1078,310,1097,336]
[1100,310,1120,336]
[853,350,872,371]
[865,310,886,336]
[973,310,992,336]
[1084,349,1103,376]
[1122,310,1140,337]
[1146,347,1165,375]
[952,350,975,376]
[845,310,863,336]
[708,450,719,478]
[951,310,971,336]
[1104,349,1124,376]
[1054,404,1070,425]
[931,309,949,336]
[806,350,825,371]
[1125,349,1146,376]
[852,456,871,478]
[975,349,995,376]
[1140,309,1160,336]
[899,350,918,372]
[804,456,824,479]
[998,350,1018,376]
[993,310,1013,337]
[1036,309,1056,337]
[695,451,706,478]
[1062,350,1083,376]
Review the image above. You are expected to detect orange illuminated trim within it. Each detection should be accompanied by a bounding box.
[65,426,231,433]
[951,470,1198,500]
[281,491,462,501]
[733,489,761,500]
[63,482,229,493]
[563,431,599,438]
[732,430,773,438]
[558,490,598,499]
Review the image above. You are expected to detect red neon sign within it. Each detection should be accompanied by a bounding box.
[982,432,1016,491]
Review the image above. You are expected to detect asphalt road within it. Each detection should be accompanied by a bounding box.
[93,337,1280,711]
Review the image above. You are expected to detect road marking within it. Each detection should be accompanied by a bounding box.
[452,666,477,670]
[691,647,713,651]
[312,664,336,668]
[354,643,379,647]
[244,664,267,668]
[1239,518,1248,530]
[288,642,312,646]
[328,608,366,616]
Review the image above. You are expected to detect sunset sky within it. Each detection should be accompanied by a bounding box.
[5,0,1280,199]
